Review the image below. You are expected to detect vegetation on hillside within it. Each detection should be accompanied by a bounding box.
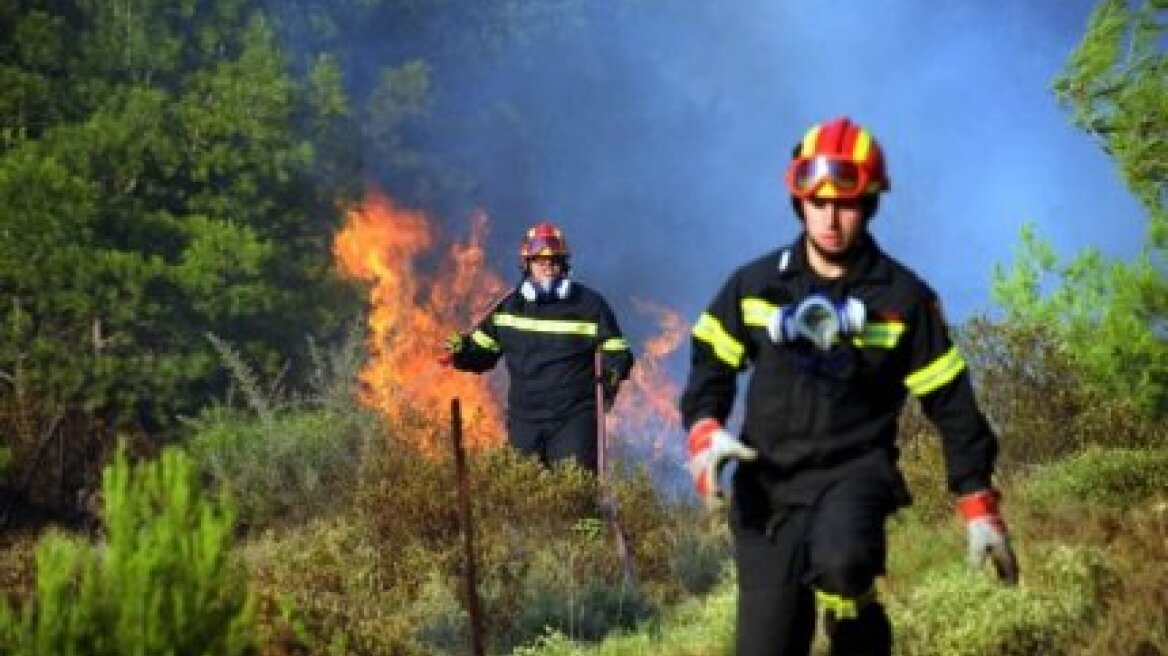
[0,0,1164,654]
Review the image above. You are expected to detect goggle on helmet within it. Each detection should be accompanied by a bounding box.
[519,221,570,262]
[785,117,891,201]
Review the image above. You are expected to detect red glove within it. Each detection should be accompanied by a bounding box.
[957,489,1019,585]
[687,419,757,509]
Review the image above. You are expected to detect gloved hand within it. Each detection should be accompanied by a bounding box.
[767,293,865,351]
[600,367,622,411]
[438,333,465,366]
[687,418,758,509]
[957,488,1019,585]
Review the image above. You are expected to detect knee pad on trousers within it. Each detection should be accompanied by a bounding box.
[814,585,877,621]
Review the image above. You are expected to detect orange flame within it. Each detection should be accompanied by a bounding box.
[332,186,690,464]
[333,188,505,454]
[608,298,686,458]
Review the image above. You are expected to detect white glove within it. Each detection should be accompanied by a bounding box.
[957,489,1019,585]
[687,418,758,508]
[767,293,865,351]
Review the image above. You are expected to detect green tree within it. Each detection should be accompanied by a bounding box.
[0,445,255,655]
[993,0,1167,417]
[0,1,360,451]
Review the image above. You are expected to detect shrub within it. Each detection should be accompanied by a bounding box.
[890,545,1110,656]
[1021,446,1168,508]
[0,444,255,655]
[958,318,1163,469]
[667,523,731,596]
[186,406,377,529]
[506,546,654,648]
[244,419,692,654]
[187,329,380,530]
[245,515,428,655]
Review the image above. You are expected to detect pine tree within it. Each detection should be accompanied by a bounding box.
[993,0,1167,417]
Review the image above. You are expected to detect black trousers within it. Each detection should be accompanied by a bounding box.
[732,463,896,656]
[507,405,599,473]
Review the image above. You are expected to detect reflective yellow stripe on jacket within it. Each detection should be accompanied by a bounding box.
[693,312,745,369]
[852,321,906,349]
[741,297,777,328]
[493,313,598,336]
[471,330,500,351]
[905,346,965,396]
[601,337,629,351]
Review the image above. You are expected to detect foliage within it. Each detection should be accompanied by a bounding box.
[992,226,1168,419]
[667,523,732,596]
[0,0,361,447]
[1053,0,1168,243]
[185,325,380,529]
[186,406,375,529]
[994,0,1167,418]
[0,444,255,655]
[241,414,715,654]
[1021,445,1168,508]
[955,317,1164,468]
[890,546,1111,656]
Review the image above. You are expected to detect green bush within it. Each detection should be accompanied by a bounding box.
[0,444,255,655]
[243,421,694,654]
[890,545,1110,656]
[246,515,428,655]
[1021,446,1168,508]
[507,546,654,648]
[958,318,1164,470]
[667,524,731,596]
[186,406,377,529]
[187,328,381,530]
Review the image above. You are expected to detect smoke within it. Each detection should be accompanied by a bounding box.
[277,0,1148,368]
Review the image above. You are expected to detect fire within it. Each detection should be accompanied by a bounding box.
[608,298,685,458]
[332,186,690,464]
[333,188,506,453]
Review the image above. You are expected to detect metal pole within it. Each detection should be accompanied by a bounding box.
[594,352,637,588]
[450,398,485,656]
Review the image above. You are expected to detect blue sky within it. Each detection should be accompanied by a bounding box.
[446,2,1148,328]
[321,1,1149,334]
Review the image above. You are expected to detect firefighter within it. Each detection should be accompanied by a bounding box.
[680,117,1018,655]
[446,221,635,473]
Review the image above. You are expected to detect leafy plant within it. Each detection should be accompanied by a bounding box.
[1021,445,1168,508]
[0,444,255,655]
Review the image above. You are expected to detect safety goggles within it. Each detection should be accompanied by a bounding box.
[785,156,871,200]
[523,235,567,258]
[527,254,565,267]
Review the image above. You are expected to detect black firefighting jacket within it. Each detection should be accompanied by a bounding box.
[680,234,997,497]
[451,280,635,421]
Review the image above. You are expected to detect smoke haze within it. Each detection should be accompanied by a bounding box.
[287,0,1147,350]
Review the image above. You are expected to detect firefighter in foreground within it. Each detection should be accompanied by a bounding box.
[446,221,635,473]
[680,117,1018,655]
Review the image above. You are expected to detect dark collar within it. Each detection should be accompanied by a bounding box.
[778,233,893,285]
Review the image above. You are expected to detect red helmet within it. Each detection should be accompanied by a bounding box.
[785,117,890,200]
[519,221,570,261]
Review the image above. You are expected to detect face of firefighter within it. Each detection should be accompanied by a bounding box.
[526,256,565,286]
[800,196,866,277]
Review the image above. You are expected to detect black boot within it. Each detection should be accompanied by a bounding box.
[825,601,892,656]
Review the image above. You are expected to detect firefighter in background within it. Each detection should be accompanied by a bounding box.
[680,117,1018,655]
[446,221,635,473]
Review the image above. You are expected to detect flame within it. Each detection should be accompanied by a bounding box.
[333,188,505,454]
[332,186,691,465]
[609,298,686,458]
